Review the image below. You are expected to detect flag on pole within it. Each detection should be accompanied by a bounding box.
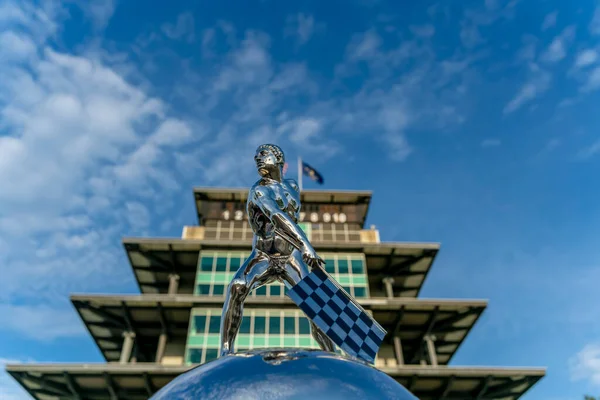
[301,161,324,184]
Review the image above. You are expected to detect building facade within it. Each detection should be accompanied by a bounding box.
[7,187,546,399]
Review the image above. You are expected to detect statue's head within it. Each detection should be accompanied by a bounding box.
[254,144,285,178]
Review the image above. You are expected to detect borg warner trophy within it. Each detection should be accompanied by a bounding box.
[151,144,416,400]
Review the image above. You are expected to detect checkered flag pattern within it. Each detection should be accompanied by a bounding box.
[287,267,387,364]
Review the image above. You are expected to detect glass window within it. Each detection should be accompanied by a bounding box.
[351,259,364,274]
[284,317,296,334]
[213,285,225,296]
[324,259,335,274]
[256,286,267,296]
[188,348,203,364]
[200,257,213,272]
[205,348,218,362]
[342,286,351,294]
[208,315,221,334]
[194,315,206,334]
[270,285,281,297]
[354,287,367,298]
[240,316,251,334]
[254,316,266,334]
[299,317,310,334]
[215,257,228,272]
[269,315,281,334]
[284,286,289,296]
[338,259,349,274]
[229,257,241,272]
[197,284,210,295]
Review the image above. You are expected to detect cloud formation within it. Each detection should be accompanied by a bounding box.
[570,343,600,386]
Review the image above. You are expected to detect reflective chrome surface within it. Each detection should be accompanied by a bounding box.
[220,144,335,356]
[151,349,417,400]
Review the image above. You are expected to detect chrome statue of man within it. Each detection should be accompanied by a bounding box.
[220,144,335,356]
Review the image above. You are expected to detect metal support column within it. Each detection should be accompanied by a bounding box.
[425,335,438,366]
[120,331,135,364]
[156,332,168,363]
[393,336,404,365]
[382,277,395,298]
[168,274,180,295]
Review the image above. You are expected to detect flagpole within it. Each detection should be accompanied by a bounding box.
[297,156,303,192]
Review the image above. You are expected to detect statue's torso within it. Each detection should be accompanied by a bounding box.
[247,179,300,256]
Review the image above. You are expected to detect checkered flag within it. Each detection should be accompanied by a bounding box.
[287,267,387,364]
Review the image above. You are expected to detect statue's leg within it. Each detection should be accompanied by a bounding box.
[282,251,336,353]
[220,249,274,357]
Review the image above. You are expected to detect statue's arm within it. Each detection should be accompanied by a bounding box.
[252,186,313,254]
[286,179,299,193]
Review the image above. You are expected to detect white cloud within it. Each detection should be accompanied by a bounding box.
[0,304,84,341]
[541,26,576,63]
[570,343,600,385]
[409,24,435,38]
[459,1,519,48]
[162,12,195,42]
[481,138,501,147]
[581,66,600,92]
[80,0,116,30]
[285,13,321,45]
[0,1,197,331]
[541,11,558,31]
[575,49,599,68]
[504,64,551,114]
[0,31,37,60]
[577,138,600,159]
[591,4,600,36]
[346,30,381,61]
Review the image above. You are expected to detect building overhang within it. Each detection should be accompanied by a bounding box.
[6,362,545,400]
[123,237,440,297]
[194,187,373,228]
[70,294,486,365]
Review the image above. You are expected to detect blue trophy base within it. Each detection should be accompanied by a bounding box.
[151,348,416,400]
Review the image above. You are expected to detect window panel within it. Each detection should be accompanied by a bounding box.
[213,285,225,296]
[194,316,206,334]
[338,259,349,274]
[348,232,361,241]
[322,232,333,241]
[208,316,221,334]
[254,316,266,334]
[215,257,228,272]
[256,286,267,296]
[229,257,241,272]
[240,316,251,334]
[188,348,203,364]
[354,287,367,298]
[270,285,281,297]
[342,286,351,294]
[197,284,210,295]
[299,317,310,334]
[205,348,218,362]
[200,257,213,272]
[284,317,296,334]
[269,315,281,334]
[351,259,364,274]
[324,259,335,274]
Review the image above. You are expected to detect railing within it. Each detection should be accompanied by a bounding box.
[182,223,380,244]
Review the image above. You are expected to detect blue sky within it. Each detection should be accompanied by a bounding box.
[1,0,600,398]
